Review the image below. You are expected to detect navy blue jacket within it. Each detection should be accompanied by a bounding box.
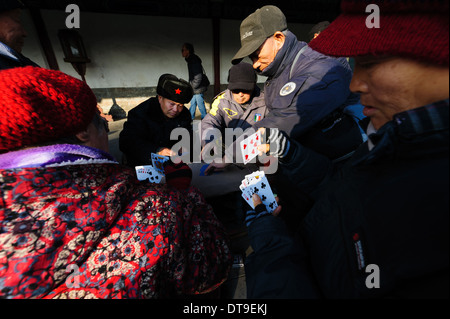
[246,100,449,299]
[253,31,362,160]
[0,42,39,70]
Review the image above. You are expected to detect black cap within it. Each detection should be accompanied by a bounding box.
[228,62,257,92]
[0,0,25,13]
[157,74,193,104]
[308,21,330,42]
[232,5,287,65]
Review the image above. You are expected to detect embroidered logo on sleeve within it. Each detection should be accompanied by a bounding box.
[224,108,238,119]
[280,82,296,96]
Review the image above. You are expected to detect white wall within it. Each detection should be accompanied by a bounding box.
[21,9,314,89]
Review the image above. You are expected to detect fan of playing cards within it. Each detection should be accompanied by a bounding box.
[135,153,170,184]
[240,171,278,214]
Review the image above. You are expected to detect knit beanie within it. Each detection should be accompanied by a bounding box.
[228,62,257,92]
[0,66,98,153]
[309,0,449,66]
[163,160,193,190]
[308,21,330,42]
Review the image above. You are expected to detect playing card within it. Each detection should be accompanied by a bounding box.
[151,153,170,175]
[245,171,265,186]
[241,185,254,208]
[135,165,164,184]
[240,171,278,213]
[240,131,261,165]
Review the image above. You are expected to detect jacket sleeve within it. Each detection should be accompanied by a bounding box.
[245,215,322,299]
[278,138,334,200]
[201,100,225,146]
[119,108,160,166]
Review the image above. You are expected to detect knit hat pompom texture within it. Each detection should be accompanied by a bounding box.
[309,0,449,66]
[0,67,98,153]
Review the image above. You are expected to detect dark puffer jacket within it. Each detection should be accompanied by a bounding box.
[246,100,449,299]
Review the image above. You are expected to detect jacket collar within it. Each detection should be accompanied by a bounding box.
[353,99,449,165]
[259,30,305,79]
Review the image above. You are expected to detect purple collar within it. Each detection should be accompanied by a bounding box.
[0,144,118,170]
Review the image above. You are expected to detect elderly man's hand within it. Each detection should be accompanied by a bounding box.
[245,194,282,227]
[158,148,176,157]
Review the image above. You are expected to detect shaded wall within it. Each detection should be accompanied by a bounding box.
[21,9,314,114]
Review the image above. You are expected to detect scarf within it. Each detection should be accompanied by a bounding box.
[0,144,118,170]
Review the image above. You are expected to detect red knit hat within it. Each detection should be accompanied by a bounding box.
[0,66,97,153]
[309,0,449,66]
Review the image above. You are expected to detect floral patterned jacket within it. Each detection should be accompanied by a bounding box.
[0,145,231,299]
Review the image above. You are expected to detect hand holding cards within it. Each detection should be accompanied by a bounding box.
[135,165,164,183]
[151,153,170,175]
[240,171,278,214]
[135,153,170,183]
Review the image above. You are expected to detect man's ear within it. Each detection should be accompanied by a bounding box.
[75,129,91,143]
[273,31,286,50]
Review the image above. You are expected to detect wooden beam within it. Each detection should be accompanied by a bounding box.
[212,16,220,96]
[28,8,60,70]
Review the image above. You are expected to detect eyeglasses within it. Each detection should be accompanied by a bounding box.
[231,89,252,95]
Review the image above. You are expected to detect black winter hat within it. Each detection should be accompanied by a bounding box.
[157,74,193,104]
[228,62,257,92]
[308,21,330,41]
[0,0,24,13]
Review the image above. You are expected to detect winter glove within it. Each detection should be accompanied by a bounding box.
[264,128,296,162]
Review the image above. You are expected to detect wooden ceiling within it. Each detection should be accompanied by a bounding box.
[23,0,342,24]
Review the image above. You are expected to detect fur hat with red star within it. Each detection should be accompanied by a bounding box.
[157,74,193,104]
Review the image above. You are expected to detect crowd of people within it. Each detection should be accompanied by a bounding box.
[0,0,448,299]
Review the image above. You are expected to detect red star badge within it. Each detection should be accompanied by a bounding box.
[175,88,182,95]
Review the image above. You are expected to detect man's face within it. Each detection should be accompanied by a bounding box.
[249,32,285,73]
[0,9,27,53]
[158,96,185,119]
[231,89,253,105]
[351,56,450,130]
[181,46,189,58]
